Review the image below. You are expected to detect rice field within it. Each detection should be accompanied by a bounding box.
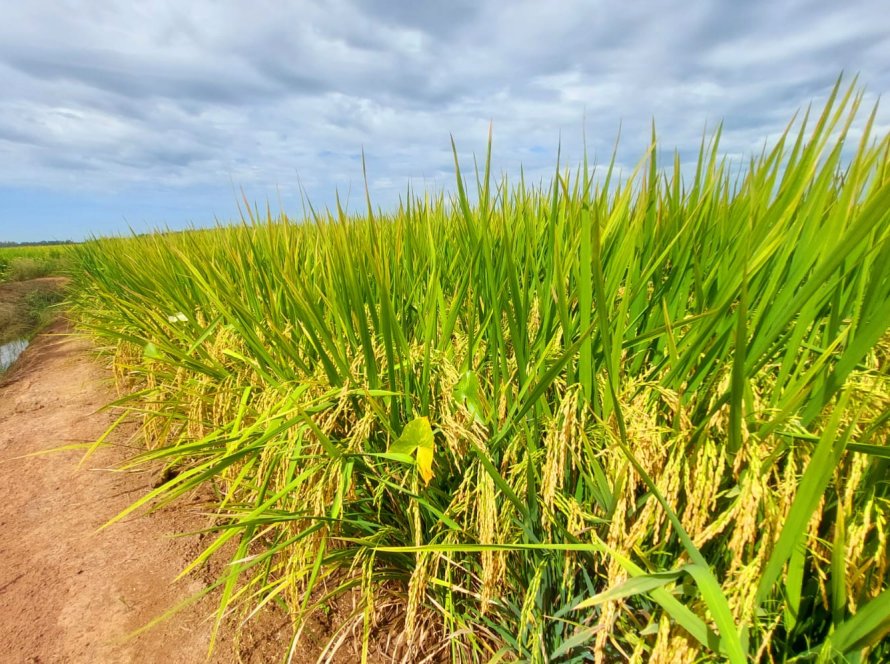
[69,82,890,662]
[0,243,73,283]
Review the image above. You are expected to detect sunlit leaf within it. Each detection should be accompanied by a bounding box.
[416,445,434,485]
[389,416,435,484]
[452,370,488,424]
[143,341,163,360]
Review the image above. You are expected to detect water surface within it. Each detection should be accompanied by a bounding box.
[0,339,28,372]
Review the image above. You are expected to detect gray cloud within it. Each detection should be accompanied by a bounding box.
[0,0,888,231]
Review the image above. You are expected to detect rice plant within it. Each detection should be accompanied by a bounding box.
[70,78,890,662]
[0,243,72,282]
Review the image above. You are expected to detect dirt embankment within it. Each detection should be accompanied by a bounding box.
[0,317,290,663]
[0,277,66,346]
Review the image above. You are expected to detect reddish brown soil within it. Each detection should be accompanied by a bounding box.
[0,318,291,663]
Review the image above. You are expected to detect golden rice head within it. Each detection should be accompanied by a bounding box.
[404,550,431,649]
[648,613,698,664]
[476,463,505,614]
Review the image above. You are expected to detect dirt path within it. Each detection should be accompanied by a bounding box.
[0,319,289,663]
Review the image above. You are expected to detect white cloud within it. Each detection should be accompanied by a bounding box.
[0,0,888,239]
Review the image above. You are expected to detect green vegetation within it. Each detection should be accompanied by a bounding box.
[0,244,70,348]
[70,81,889,662]
[0,244,72,283]
[0,284,66,347]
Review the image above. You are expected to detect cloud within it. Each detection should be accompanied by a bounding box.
[0,0,888,240]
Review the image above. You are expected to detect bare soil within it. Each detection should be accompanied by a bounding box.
[0,317,291,663]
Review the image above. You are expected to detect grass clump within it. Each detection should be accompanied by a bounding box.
[6,257,55,281]
[70,79,890,662]
[0,244,72,282]
[0,278,66,345]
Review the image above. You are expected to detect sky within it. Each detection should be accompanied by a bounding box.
[1,0,889,242]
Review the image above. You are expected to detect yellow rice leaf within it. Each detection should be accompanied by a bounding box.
[390,416,435,484]
[416,445,434,485]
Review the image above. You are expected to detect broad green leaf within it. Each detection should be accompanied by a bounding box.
[452,370,489,424]
[143,341,163,360]
[389,416,435,484]
[416,445,434,485]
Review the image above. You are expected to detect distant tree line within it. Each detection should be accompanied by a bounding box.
[0,240,77,247]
